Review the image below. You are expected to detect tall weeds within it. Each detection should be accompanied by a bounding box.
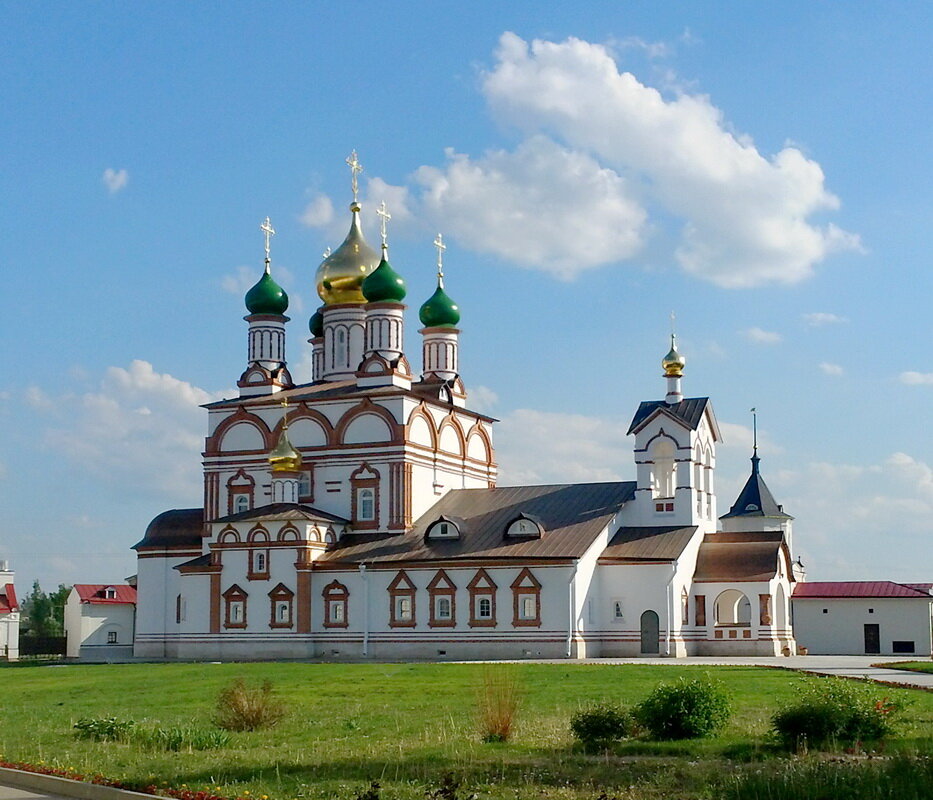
[476,666,520,742]
[215,679,286,732]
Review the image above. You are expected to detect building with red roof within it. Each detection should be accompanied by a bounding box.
[65,584,137,660]
[0,561,20,660]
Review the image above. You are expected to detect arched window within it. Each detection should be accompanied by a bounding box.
[428,570,456,628]
[234,494,250,514]
[336,328,347,367]
[650,438,676,499]
[268,584,294,629]
[350,464,380,530]
[358,488,375,521]
[323,581,349,628]
[468,569,497,627]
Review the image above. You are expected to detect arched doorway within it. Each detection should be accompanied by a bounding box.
[640,610,660,654]
[714,589,751,625]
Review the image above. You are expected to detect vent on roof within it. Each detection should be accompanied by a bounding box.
[504,514,543,539]
[745,504,759,512]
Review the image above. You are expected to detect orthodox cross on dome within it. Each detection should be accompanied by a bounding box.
[345,150,363,203]
[434,232,446,288]
[376,200,391,253]
[260,216,275,272]
[280,396,291,430]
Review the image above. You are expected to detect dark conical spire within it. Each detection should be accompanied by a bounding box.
[721,449,791,520]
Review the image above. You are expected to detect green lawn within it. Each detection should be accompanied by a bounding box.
[875,660,933,675]
[0,662,931,800]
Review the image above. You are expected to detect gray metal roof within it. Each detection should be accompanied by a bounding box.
[320,481,636,564]
[720,454,792,520]
[600,525,697,562]
[212,503,349,525]
[627,397,712,435]
[693,531,786,582]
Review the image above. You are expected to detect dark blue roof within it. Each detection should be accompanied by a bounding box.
[627,397,711,435]
[720,454,792,519]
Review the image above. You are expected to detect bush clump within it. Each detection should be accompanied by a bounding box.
[570,703,634,750]
[215,678,286,731]
[771,678,904,751]
[477,666,520,742]
[634,677,730,740]
[73,717,136,741]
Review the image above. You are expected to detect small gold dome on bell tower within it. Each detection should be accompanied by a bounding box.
[662,333,686,377]
[268,427,302,473]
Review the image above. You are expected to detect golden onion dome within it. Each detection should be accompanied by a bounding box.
[268,427,302,473]
[662,333,686,377]
[315,202,380,305]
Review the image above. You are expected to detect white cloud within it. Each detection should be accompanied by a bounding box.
[414,138,646,278]
[803,312,847,326]
[495,409,632,485]
[221,265,256,296]
[608,35,671,60]
[900,371,933,385]
[25,385,54,410]
[743,327,782,345]
[468,385,499,414]
[102,168,128,194]
[478,33,859,287]
[819,362,844,376]
[718,421,784,455]
[42,360,223,499]
[300,194,334,228]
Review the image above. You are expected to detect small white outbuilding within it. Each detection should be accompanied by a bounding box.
[792,581,933,657]
[65,584,137,660]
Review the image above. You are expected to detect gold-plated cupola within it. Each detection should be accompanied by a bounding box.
[662,333,686,377]
[268,421,302,473]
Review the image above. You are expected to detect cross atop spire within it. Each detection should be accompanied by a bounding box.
[280,396,290,430]
[434,232,446,288]
[346,150,363,203]
[260,216,275,273]
[376,200,391,254]
[751,407,759,459]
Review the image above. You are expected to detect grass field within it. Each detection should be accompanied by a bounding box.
[0,662,932,800]
[875,660,933,675]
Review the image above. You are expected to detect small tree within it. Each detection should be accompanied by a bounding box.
[22,580,55,637]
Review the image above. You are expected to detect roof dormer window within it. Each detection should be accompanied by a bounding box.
[104,587,116,600]
[427,516,461,540]
[504,514,543,539]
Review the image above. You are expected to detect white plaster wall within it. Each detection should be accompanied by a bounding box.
[219,423,266,452]
[134,553,198,657]
[0,614,18,660]
[793,597,933,656]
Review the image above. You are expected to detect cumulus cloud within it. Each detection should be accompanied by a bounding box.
[468,385,499,414]
[718,421,784,455]
[414,139,646,278]
[42,361,223,498]
[819,362,844,376]
[900,371,933,385]
[300,194,334,228]
[25,386,54,410]
[102,168,128,194]
[744,327,782,345]
[474,33,859,286]
[803,312,847,326]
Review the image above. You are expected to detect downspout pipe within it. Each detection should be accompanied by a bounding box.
[359,564,369,658]
[665,560,678,657]
[566,559,579,658]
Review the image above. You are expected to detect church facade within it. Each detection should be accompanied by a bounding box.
[133,161,803,660]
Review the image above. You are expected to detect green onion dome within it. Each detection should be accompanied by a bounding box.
[362,256,407,303]
[308,308,324,338]
[419,285,460,328]
[245,270,289,315]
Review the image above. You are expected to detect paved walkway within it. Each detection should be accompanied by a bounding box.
[0,788,74,800]
[566,655,933,688]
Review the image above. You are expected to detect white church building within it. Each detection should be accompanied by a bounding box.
[133,157,803,660]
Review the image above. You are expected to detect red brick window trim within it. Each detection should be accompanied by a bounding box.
[247,527,271,580]
[222,584,248,629]
[268,583,294,629]
[227,469,255,514]
[350,463,381,531]
[428,569,457,628]
[388,569,416,628]
[468,568,497,628]
[511,567,542,628]
[323,580,349,629]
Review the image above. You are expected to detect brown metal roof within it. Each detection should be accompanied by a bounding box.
[212,503,349,525]
[794,581,933,599]
[600,526,697,562]
[320,481,635,564]
[693,531,785,582]
[134,508,204,550]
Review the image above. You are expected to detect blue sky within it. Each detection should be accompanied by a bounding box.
[2,3,931,590]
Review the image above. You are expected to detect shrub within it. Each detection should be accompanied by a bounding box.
[771,678,904,751]
[73,717,136,742]
[570,703,633,750]
[634,677,730,740]
[477,666,520,742]
[215,679,286,731]
[132,725,231,751]
[354,782,380,800]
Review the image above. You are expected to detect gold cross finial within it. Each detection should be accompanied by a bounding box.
[670,311,677,346]
[260,216,275,272]
[434,232,446,288]
[376,200,391,253]
[280,396,290,429]
[345,150,363,203]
